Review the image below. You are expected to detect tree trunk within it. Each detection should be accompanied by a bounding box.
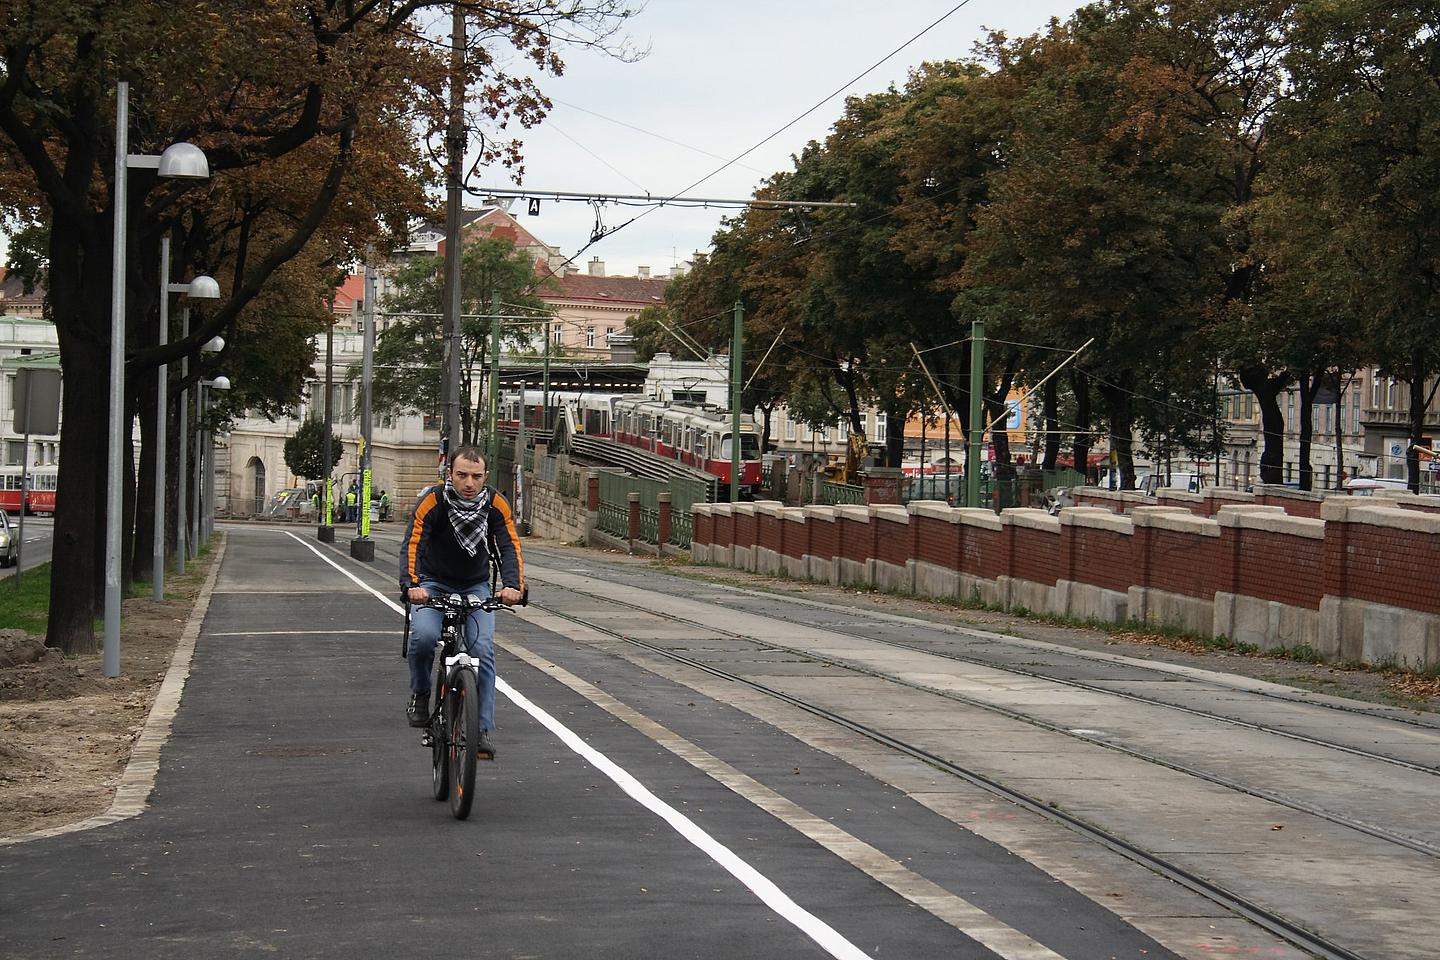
[1098,372,1137,489]
[1042,378,1060,471]
[133,359,158,582]
[1404,355,1439,493]
[1237,365,1289,486]
[884,398,906,468]
[1071,368,1092,479]
[1297,373,1318,492]
[985,358,1017,477]
[48,332,106,652]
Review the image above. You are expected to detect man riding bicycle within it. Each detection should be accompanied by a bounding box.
[400,446,524,758]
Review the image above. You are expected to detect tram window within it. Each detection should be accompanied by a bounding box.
[719,434,761,459]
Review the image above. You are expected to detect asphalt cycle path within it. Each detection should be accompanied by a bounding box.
[0,526,987,959]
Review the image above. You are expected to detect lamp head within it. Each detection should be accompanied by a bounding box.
[208,376,231,391]
[202,335,225,353]
[157,142,209,179]
[186,275,221,299]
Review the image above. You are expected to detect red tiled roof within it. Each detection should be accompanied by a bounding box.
[331,273,365,311]
[543,272,669,305]
[0,268,45,305]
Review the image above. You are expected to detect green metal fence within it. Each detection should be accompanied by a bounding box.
[596,470,706,548]
[819,480,865,505]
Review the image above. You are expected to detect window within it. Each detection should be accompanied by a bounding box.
[875,413,887,443]
[784,417,796,442]
[672,390,706,405]
[4,440,24,466]
[552,325,563,345]
[1286,393,1294,431]
[585,326,595,348]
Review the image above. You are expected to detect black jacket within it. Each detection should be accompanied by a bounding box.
[399,486,524,592]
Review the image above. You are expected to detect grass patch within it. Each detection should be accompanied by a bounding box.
[0,563,50,635]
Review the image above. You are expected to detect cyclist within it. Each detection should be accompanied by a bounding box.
[400,446,524,758]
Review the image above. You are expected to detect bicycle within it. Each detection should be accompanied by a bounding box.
[402,588,526,820]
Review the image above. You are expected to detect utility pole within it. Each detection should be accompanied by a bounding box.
[966,319,985,509]
[731,301,744,504]
[351,261,376,561]
[486,289,502,486]
[542,319,551,435]
[441,3,466,470]
[319,318,336,542]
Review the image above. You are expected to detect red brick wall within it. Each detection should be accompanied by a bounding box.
[1337,524,1440,614]
[781,520,808,559]
[1066,527,1135,593]
[916,517,959,568]
[714,511,734,548]
[694,511,713,546]
[961,525,1007,580]
[1138,526,1221,599]
[1257,495,1323,519]
[809,518,838,559]
[1009,525,1060,586]
[735,511,757,550]
[839,516,874,564]
[876,517,911,567]
[757,513,782,552]
[1232,529,1323,608]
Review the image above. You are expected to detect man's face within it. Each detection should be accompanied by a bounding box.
[450,455,486,500]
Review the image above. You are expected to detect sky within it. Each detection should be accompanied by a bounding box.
[0,0,1084,275]
[492,0,1082,277]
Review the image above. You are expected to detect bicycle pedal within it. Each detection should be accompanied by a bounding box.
[420,731,433,747]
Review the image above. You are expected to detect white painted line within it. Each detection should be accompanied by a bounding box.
[208,630,396,637]
[284,532,873,960]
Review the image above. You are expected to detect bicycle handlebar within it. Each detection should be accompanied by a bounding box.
[416,587,528,614]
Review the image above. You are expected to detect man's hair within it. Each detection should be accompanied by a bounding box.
[449,445,487,470]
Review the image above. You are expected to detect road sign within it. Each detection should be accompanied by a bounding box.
[12,368,60,435]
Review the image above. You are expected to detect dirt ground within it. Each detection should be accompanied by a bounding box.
[0,554,213,840]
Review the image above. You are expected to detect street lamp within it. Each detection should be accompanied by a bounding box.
[106,80,210,678]
[153,244,220,600]
[197,375,231,547]
[183,334,225,567]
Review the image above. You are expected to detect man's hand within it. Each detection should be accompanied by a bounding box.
[406,586,430,603]
[497,586,523,605]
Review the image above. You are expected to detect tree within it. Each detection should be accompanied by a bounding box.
[368,236,555,444]
[283,418,342,481]
[0,1,635,653]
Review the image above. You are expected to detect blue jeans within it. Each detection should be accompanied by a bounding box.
[407,580,496,731]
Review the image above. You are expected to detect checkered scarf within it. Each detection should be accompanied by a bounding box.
[442,480,491,557]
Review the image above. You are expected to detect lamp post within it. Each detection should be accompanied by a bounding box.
[185,335,224,562]
[197,375,231,547]
[106,80,210,678]
[153,239,219,600]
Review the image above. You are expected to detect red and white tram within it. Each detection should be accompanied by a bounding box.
[502,390,764,494]
[0,465,58,515]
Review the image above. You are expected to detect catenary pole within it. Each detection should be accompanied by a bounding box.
[176,306,189,572]
[360,261,376,543]
[487,289,502,486]
[731,301,744,503]
[441,4,465,467]
[966,320,984,509]
[104,81,131,678]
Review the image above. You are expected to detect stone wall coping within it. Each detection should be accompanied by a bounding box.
[1001,508,1061,534]
[709,503,733,517]
[1205,488,1257,503]
[1058,507,1133,535]
[1327,501,1440,535]
[780,507,808,523]
[1254,483,1325,502]
[955,508,1003,532]
[1374,491,1440,508]
[835,505,872,523]
[1216,506,1323,539]
[732,503,756,517]
[907,500,958,522]
[693,503,713,516]
[803,505,840,523]
[1071,486,1152,505]
[1156,489,1205,504]
[872,505,911,524]
[754,501,785,518]
[1131,506,1220,537]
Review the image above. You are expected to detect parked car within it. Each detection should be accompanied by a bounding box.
[1137,472,1209,496]
[1343,477,1411,496]
[0,509,18,567]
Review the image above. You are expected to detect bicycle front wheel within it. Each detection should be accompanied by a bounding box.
[448,668,479,820]
[429,658,449,802]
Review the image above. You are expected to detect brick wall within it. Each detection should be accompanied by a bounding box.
[915,515,959,568]
[1009,524,1060,587]
[809,513,839,558]
[757,509,782,553]
[1229,527,1323,608]
[1065,526,1135,593]
[876,515,911,567]
[839,513,873,564]
[1338,524,1440,615]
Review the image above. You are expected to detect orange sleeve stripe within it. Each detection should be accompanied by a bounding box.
[493,493,525,590]
[407,491,437,583]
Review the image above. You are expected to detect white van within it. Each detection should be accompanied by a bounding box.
[1343,477,1411,496]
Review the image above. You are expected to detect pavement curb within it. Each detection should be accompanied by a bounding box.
[0,534,228,846]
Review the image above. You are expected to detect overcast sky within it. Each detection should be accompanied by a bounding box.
[0,1,1083,276]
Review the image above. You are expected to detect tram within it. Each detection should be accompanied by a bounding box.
[501,390,764,493]
[0,465,58,515]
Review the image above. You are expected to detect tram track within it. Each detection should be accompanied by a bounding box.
[526,594,1369,960]
[527,574,1440,861]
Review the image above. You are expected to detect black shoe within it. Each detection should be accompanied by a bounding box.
[406,692,430,728]
[476,730,496,760]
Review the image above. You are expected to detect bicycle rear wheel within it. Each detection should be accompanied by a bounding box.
[429,658,449,801]
[448,667,479,820]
